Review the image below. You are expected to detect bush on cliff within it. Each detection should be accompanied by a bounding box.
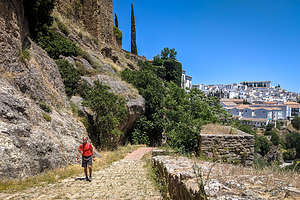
[37,30,81,59]
[55,59,80,97]
[292,116,300,130]
[284,132,300,158]
[82,81,128,149]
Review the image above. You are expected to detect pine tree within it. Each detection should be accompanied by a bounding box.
[131,3,137,55]
[115,13,119,28]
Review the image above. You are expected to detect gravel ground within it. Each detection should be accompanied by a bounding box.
[0,147,162,200]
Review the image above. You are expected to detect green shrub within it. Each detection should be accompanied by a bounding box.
[70,102,79,117]
[270,131,280,146]
[56,19,69,36]
[42,113,51,122]
[234,121,256,135]
[121,61,230,153]
[82,81,127,149]
[255,135,270,156]
[114,26,122,47]
[283,148,296,161]
[55,59,80,97]
[163,59,182,87]
[39,101,52,113]
[19,49,31,63]
[161,47,177,60]
[265,123,274,132]
[152,55,163,66]
[131,117,151,145]
[166,115,201,154]
[285,132,300,158]
[37,30,81,59]
[292,116,300,130]
[276,120,284,130]
[77,80,92,99]
[121,67,165,118]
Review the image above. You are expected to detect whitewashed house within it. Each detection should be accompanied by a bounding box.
[181,70,192,90]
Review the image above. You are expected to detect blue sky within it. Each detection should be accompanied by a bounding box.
[113,0,300,93]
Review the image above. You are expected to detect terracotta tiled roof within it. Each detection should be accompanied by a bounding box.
[289,104,300,109]
[264,101,277,104]
[222,102,237,106]
[220,98,244,103]
[285,102,299,105]
[240,117,269,122]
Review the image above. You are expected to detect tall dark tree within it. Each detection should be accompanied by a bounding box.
[131,3,137,55]
[114,13,119,28]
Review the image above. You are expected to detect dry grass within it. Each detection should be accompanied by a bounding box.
[201,123,238,135]
[142,152,170,199]
[104,58,123,73]
[0,144,142,193]
[201,160,300,189]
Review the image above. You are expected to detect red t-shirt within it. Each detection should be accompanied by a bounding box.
[79,143,93,157]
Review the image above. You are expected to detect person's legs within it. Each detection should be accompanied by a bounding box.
[84,167,88,178]
[88,165,92,178]
[82,156,89,180]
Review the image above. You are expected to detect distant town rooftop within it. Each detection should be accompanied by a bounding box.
[240,81,271,83]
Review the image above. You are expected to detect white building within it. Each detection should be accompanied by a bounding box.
[181,70,192,90]
[192,84,204,91]
[224,103,284,127]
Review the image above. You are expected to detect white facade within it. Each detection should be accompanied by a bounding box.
[192,84,204,91]
[181,70,192,90]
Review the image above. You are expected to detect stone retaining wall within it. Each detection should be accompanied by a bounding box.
[200,133,254,166]
[152,153,206,200]
[152,153,300,200]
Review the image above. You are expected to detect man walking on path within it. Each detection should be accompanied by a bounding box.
[77,137,95,182]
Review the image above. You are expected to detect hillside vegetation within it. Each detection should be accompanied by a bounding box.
[121,49,231,154]
[19,0,300,173]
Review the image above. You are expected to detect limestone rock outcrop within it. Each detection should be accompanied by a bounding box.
[0,0,86,179]
[56,0,117,47]
[0,0,145,179]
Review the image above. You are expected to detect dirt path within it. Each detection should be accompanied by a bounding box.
[0,147,162,200]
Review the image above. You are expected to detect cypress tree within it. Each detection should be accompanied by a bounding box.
[131,3,137,55]
[115,13,119,28]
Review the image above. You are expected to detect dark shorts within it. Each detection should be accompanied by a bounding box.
[82,156,92,168]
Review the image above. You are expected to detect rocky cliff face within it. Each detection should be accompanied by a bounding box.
[0,0,145,179]
[56,0,116,48]
[0,0,86,179]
